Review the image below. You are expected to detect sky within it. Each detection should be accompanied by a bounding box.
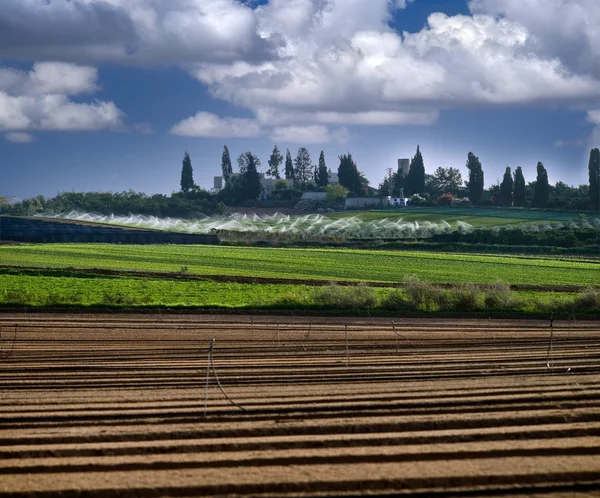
[1,0,600,200]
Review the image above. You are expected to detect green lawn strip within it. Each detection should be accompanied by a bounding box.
[331,207,581,226]
[0,273,315,308]
[1,244,600,287]
[0,273,592,315]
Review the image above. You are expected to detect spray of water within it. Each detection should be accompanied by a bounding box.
[38,211,599,241]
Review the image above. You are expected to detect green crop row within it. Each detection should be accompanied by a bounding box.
[1,272,598,315]
[1,243,599,287]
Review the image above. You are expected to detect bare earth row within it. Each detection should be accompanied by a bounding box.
[1,314,599,497]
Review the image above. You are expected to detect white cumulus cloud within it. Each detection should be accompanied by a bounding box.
[0,63,124,132]
[270,125,350,144]
[4,132,35,143]
[170,112,263,138]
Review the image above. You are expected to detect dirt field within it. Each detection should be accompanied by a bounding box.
[1,314,599,497]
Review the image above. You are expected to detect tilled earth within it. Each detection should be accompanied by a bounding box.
[0,314,599,497]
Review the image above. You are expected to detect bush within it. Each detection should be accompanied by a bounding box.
[484,280,515,309]
[437,193,455,206]
[403,275,447,310]
[573,287,600,311]
[452,284,483,310]
[381,289,408,310]
[314,283,376,309]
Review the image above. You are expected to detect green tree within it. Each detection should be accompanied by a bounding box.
[294,147,312,183]
[266,145,283,179]
[405,145,425,196]
[513,166,526,207]
[180,151,194,193]
[499,167,513,207]
[466,152,484,205]
[237,152,263,201]
[326,184,349,202]
[284,149,294,180]
[426,167,463,197]
[588,148,600,211]
[315,150,329,187]
[221,145,233,185]
[337,153,362,194]
[533,161,549,208]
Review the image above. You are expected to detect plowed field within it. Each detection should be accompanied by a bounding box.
[1,314,599,497]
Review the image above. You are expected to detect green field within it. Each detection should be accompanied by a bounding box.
[1,243,599,287]
[331,206,583,227]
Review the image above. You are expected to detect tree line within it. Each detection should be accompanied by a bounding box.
[2,145,599,217]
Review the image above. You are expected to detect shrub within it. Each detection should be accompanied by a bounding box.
[452,284,483,311]
[381,289,408,310]
[403,275,447,310]
[573,287,600,311]
[437,193,455,206]
[484,280,514,309]
[314,283,376,309]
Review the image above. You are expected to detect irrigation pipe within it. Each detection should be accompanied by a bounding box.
[546,314,554,370]
[345,324,349,366]
[204,338,247,415]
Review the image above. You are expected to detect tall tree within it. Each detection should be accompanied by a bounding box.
[588,148,600,211]
[237,152,262,201]
[337,153,362,194]
[405,145,425,195]
[221,145,233,185]
[533,161,549,208]
[284,149,294,180]
[466,152,484,205]
[266,145,283,179]
[426,167,463,197]
[294,147,312,183]
[513,166,526,207]
[180,151,194,193]
[499,167,513,207]
[315,150,329,187]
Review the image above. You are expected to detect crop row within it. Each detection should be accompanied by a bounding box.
[2,272,599,314]
[1,244,600,286]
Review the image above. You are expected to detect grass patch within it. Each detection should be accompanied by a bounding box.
[1,243,600,287]
[2,272,598,315]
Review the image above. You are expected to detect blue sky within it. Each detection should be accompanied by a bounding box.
[1,0,599,199]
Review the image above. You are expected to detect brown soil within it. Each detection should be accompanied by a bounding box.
[2,264,596,293]
[1,314,599,496]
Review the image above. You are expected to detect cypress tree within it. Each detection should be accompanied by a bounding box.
[588,148,600,211]
[180,151,194,193]
[337,153,362,194]
[267,145,283,179]
[499,167,513,207]
[221,145,232,184]
[237,152,262,201]
[466,152,484,205]
[406,145,425,195]
[533,161,549,208]
[316,150,329,187]
[284,149,294,180]
[513,166,526,207]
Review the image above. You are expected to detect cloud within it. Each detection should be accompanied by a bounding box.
[469,0,600,77]
[0,0,273,66]
[170,112,263,138]
[554,139,584,148]
[270,125,350,144]
[4,132,35,143]
[0,62,124,132]
[3,0,600,137]
[187,0,600,134]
